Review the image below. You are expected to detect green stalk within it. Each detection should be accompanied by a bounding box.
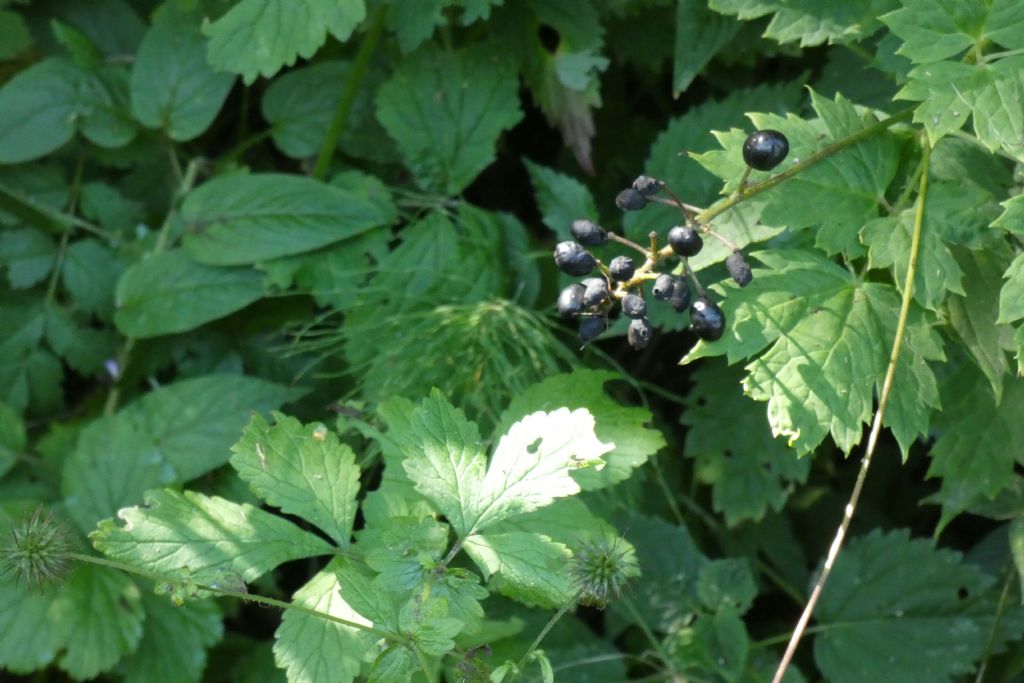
[312,6,387,180]
[770,140,932,683]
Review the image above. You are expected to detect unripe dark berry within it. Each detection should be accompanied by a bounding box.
[742,129,789,171]
[581,277,609,307]
[632,175,662,197]
[690,297,726,341]
[622,293,646,319]
[571,219,609,246]
[652,273,675,300]
[669,277,691,312]
[608,256,636,282]
[557,283,586,318]
[726,251,752,287]
[578,316,607,343]
[627,317,652,350]
[615,188,647,211]
[553,241,595,276]
[667,226,703,257]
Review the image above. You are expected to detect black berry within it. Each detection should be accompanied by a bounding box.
[557,283,586,318]
[627,317,652,349]
[668,226,703,257]
[578,316,607,343]
[581,277,609,307]
[615,188,647,211]
[608,256,636,282]
[632,175,662,197]
[553,241,595,276]
[726,251,752,287]
[571,219,609,247]
[622,293,646,319]
[742,129,789,172]
[652,273,675,300]
[690,297,726,341]
[669,277,691,312]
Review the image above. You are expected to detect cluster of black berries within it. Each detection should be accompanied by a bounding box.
[554,129,789,350]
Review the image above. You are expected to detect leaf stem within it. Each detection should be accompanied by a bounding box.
[770,141,932,683]
[312,6,386,180]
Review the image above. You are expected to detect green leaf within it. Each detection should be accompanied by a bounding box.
[120,593,223,683]
[61,238,123,318]
[683,361,810,526]
[881,0,1024,64]
[815,528,1016,683]
[696,559,758,613]
[386,0,446,53]
[0,227,56,288]
[131,4,235,141]
[203,0,366,84]
[0,9,31,61]
[0,58,84,163]
[0,577,69,673]
[994,194,1024,234]
[45,304,117,375]
[114,249,264,338]
[671,607,750,681]
[0,401,25,479]
[1012,518,1024,599]
[230,412,360,547]
[375,44,523,195]
[91,488,333,581]
[463,531,573,608]
[181,173,392,265]
[56,564,145,679]
[499,369,665,491]
[674,0,739,95]
[523,160,597,241]
[897,57,1024,160]
[273,559,371,683]
[999,252,1024,324]
[709,0,895,47]
[358,516,449,592]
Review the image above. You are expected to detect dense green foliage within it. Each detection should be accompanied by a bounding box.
[2,1,1024,682]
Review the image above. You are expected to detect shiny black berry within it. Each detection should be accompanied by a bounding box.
[571,219,609,246]
[667,226,703,257]
[742,129,789,172]
[554,241,595,276]
[669,277,691,312]
[557,283,586,318]
[622,293,646,319]
[690,297,726,341]
[578,316,607,343]
[632,175,662,197]
[615,188,647,211]
[627,317,653,349]
[652,273,675,300]
[581,277,609,307]
[608,256,636,282]
[726,251,752,287]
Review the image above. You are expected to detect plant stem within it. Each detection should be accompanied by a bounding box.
[44,157,84,304]
[608,231,652,257]
[770,141,932,683]
[517,603,572,669]
[974,564,1016,683]
[312,6,386,180]
[620,596,678,677]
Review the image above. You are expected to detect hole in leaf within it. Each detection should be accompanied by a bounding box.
[538,24,560,53]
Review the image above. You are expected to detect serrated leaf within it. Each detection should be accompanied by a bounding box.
[91,488,333,581]
[463,531,573,608]
[131,4,234,141]
[121,593,222,683]
[386,0,446,53]
[203,0,366,84]
[0,227,56,288]
[0,577,69,673]
[815,528,1019,683]
[683,361,810,526]
[358,516,449,592]
[994,194,1024,234]
[897,57,1024,161]
[999,252,1024,324]
[0,300,63,413]
[181,173,392,265]
[376,44,523,195]
[674,0,739,95]
[230,412,360,547]
[114,249,264,338]
[60,238,121,317]
[523,160,597,241]
[56,564,145,679]
[881,0,1024,64]
[498,369,665,491]
[709,0,895,47]
[273,559,371,683]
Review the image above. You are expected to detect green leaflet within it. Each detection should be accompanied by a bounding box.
[120,593,222,683]
[0,227,56,288]
[882,0,1024,64]
[709,0,896,47]
[524,160,598,242]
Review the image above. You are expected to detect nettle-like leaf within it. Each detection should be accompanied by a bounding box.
[524,159,598,242]
[683,361,810,526]
[685,250,943,456]
[694,91,900,257]
[203,0,366,83]
[815,529,1024,683]
[674,0,740,96]
[375,43,523,195]
[91,489,333,582]
[882,0,1024,65]
[230,412,360,548]
[709,0,896,47]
